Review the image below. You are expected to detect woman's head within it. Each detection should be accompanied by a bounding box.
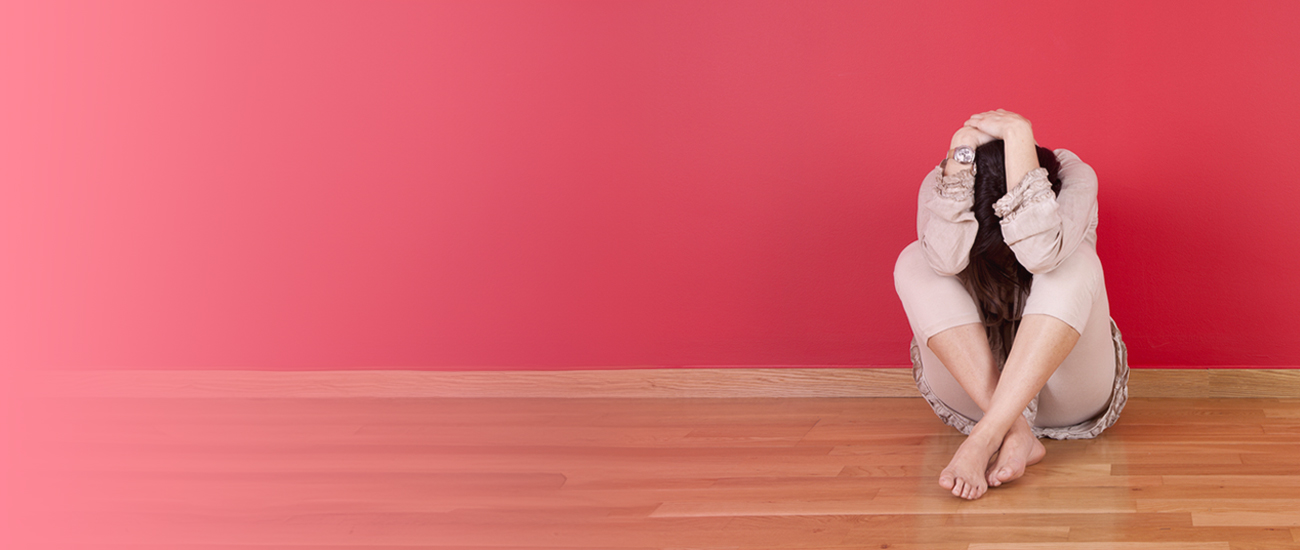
[957,140,1064,365]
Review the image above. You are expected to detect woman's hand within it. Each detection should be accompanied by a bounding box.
[950,125,996,150]
[963,109,1033,141]
[965,109,1040,191]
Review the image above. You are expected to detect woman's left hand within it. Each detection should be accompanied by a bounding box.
[964,109,1033,140]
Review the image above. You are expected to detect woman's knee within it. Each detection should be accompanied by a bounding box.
[893,241,927,295]
[1030,245,1103,299]
[895,241,984,341]
[1024,245,1105,333]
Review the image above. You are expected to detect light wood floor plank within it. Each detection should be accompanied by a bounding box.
[18,395,1300,548]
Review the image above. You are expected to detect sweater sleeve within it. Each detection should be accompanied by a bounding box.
[916,166,977,276]
[994,149,1099,274]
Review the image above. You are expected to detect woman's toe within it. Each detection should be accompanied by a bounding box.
[939,471,955,490]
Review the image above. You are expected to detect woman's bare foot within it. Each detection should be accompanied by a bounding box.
[985,417,1046,488]
[938,431,1002,500]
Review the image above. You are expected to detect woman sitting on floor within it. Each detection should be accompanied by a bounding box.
[893,109,1129,500]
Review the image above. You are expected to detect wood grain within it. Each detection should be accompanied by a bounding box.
[19,395,1300,549]
[1208,369,1300,398]
[1127,369,1210,398]
[35,367,1300,399]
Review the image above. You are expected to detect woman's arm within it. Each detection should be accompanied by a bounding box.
[999,149,1098,273]
[962,110,1097,274]
[964,109,1040,188]
[917,166,976,275]
[1002,125,1040,193]
[917,126,995,275]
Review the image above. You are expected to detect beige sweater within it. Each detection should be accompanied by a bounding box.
[916,149,1099,276]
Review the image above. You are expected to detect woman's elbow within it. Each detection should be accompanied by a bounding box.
[1023,261,1059,275]
[920,247,968,276]
[1009,235,1067,274]
[1018,252,1065,275]
[931,262,967,277]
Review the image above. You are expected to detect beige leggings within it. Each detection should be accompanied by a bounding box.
[893,240,1126,437]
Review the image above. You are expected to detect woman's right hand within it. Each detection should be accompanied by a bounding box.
[951,125,995,150]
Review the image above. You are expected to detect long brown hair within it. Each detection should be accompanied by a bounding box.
[957,140,1063,367]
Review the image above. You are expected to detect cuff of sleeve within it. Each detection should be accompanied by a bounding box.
[935,169,974,201]
[999,198,1059,246]
[993,167,1051,220]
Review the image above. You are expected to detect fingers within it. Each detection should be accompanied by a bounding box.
[969,108,1014,117]
[966,112,1015,126]
[967,109,1021,120]
[962,109,1031,141]
[953,125,996,147]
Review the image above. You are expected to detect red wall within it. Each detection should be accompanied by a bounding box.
[3,1,1299,370]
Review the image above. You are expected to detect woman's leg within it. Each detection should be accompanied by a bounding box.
[1030,260,1116,428]
[893,241,984,347]
[941,242,1110,499]
[894,242,994,419]
[894,242,1045,496]
[942,314,1079,498]
[927,324,1048,494]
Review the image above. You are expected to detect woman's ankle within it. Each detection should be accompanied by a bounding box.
[965,423,1006,452]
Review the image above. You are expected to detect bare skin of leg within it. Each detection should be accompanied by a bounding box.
[930,322,1040,499]
[926,323,1044,497]
[926,315,1080,499]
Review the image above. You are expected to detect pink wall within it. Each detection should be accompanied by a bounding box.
[3,1,1299,371]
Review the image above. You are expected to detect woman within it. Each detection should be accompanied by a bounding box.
[893,109,1128,500]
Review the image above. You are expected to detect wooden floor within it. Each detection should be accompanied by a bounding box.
[21,395,1300,549]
